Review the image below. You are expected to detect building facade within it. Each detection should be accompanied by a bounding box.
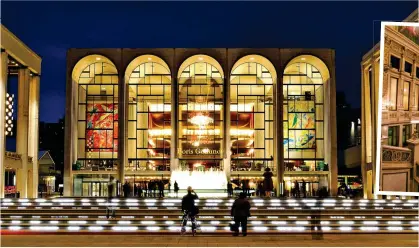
[64,48,337,197]
[0,25,42,198]
[361,9,419,196]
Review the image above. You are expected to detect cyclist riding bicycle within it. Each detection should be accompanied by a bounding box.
[181,186,199,234]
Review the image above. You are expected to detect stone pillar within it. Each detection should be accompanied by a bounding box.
[224,77,231,180]
[0,50,8,198]
[16,67,30,198]
[28,75,40,198]
[118,75,127,184]
[276,77,284,197]
[170,77,177,171]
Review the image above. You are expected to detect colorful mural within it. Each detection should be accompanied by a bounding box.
[86,104,118,152]
[398,25,419,45]
[288,113,315,129]
[284,130,315,149]
[302,113,315,129]
[289,113,301,129]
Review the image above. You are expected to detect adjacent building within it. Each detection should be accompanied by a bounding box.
[361,9,419,196]
[64,48,337,197]
[0,24,42,198]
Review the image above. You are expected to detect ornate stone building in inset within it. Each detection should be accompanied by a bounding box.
[0,25,42,198]
[64,48,337,197]
[361,9,419,195]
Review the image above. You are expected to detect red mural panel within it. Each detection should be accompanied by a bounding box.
[86,104,118,152]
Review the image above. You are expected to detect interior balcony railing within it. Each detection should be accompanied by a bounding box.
[231,159,275,172]
[72,159,118,172]
[381,145,412,164]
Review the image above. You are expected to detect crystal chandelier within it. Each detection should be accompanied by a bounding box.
[189,113,213,127]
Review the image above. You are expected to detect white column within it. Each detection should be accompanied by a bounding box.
[16,67,30,198]
[28,75,40,198]
[0,51,8,198]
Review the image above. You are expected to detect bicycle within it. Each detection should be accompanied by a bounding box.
[180,210,200,236]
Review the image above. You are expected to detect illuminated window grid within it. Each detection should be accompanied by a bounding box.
[127,62,171,172]
[283,62,324,164]
[177,62,224,167]
[230,62,274,171]
[77,62,119,169]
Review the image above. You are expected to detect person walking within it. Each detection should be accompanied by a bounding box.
[302,179,307,198]
[168,182,171,193]
[174,181,179,198]
[181,186,199,235]
[158,180,164,198]
[227,182,233,197]
[123,181,130,198]
[230,192,251,236]
[294,180,300,198]
[263,168,274,198]
[106,176,116,219]
[148,181,153,198]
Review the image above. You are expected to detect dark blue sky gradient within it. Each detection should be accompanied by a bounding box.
[2,1,417,123]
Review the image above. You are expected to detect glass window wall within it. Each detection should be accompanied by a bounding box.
[127,57,171,172]
[77,62,119,171]
[230,58,274,172]
[283,61,325,172]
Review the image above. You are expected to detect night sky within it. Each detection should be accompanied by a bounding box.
[1,1,417,123]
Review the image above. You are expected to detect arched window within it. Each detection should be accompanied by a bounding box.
[126,55,171,172]
[230,55,276,172]
[283,55,330,172]
[73,55,119,172]
[177,55,224,171]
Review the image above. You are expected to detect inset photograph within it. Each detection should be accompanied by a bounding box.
[376,21,419,195]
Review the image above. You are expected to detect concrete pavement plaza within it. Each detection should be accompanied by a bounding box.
[1,234,418,247]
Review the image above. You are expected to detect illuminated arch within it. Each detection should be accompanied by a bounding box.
[177,54,224,79]
[72,54,118,84]
[125,54,170,83]
[283,55,330,84]
[230,54,277,84]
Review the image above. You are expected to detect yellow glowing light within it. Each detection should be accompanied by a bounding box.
[181,103,222,111]
[5,93,14,136]
[230,129,254,137]
[149,104,171,112]
[148,129,172,136]
[230,103,254,112]
[192,141,200,147]
[189,114,213,127]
